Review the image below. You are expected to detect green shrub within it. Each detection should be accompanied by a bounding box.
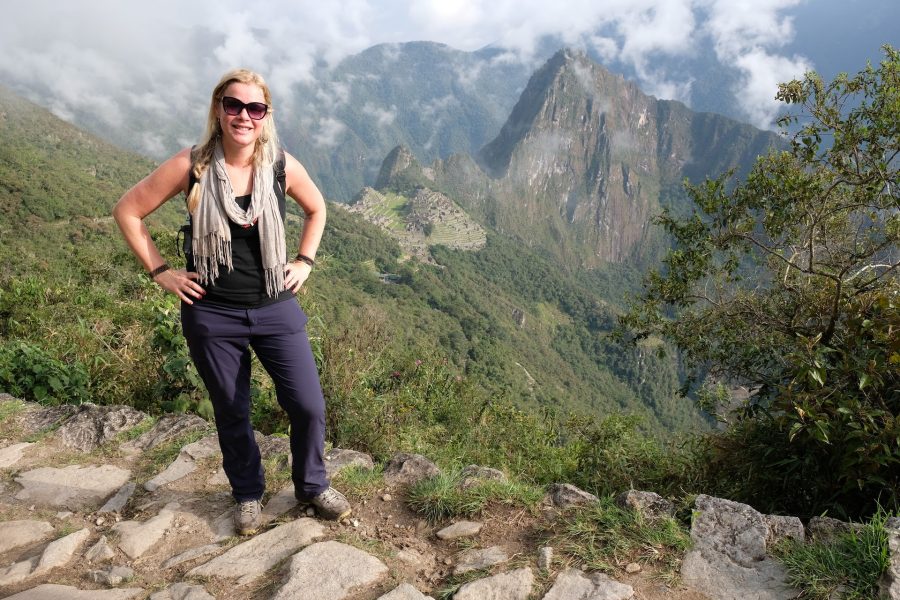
[0,339,90,405]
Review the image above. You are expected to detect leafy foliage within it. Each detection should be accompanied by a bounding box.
[623,46,900,518]
[0,340,90,405]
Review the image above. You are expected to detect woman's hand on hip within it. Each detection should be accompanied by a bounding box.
[154,269,205,304]
[284,261,312,294]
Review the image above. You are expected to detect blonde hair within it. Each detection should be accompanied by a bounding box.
[186,68,281,213]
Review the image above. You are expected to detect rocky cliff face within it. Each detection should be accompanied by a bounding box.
[429,49,783,268]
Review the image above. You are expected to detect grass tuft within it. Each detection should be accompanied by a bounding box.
[406,469,543,523]
[332,464,384,501]
[772,509,893,600]
[546,495,690,582]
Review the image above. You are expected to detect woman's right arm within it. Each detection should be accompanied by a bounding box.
[112,147,206,304]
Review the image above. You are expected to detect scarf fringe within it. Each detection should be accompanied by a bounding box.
[191,141,286,297]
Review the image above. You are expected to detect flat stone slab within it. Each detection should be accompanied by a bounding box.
[85,535,116,563]
[34,527,91,575]
[0,442,32,468]
[162,543,223,569]
[0,519,54,554]
[0,557,38,587]
[113,505,177,559]
[377,582,435,599]
[15,465,131,510]
[145,435,219,492]
[542,568,634,599]
[188,517,325,585]
[5,584,144,599]
[436,521,482,540]
[454,545,508,575]
[454,567,534,600]
[99,482,136,513]
[261,484,299,524]
[149,582,216,600]
[272,540,389,600]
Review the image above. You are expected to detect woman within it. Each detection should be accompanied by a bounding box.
[113,68,350,535]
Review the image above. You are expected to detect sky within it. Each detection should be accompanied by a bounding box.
[0,0,897,136]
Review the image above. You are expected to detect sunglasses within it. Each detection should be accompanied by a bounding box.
[221,96,269,120]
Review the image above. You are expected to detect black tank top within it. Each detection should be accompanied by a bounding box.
[189,194,293,308]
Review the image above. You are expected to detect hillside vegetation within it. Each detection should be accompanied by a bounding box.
[0,82,704,504]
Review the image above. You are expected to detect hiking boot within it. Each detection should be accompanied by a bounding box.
[234,499,262,535]
[297,487,351,520]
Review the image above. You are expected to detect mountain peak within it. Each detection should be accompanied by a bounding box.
[476,50,626,178]
[374,145,425,191]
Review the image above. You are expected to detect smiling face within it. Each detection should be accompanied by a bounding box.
[216,81,268,150]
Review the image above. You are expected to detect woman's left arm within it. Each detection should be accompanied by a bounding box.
[283,151,327,293]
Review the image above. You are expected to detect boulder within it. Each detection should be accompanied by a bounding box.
[615,490,674,520]
[144,435,219,492]
[55,404,147,452]
[681,494,797,600]
[188,518,324,585]
[149,583,216,600]
[5,585,143,599]
[457,464,507,489]
[436,521,482,540]
[0,519,54,554]
[377,583,435,599]
[384,453,441,485]
[547,483,599,508]
[0,442,32,468]
[325,448,375,478]
[123,413,210,452]
[112,505,177,559]
[807,515,864,542]
[19,404,78,435]
[880,516,900,599]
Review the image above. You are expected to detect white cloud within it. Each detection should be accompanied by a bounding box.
[0,0,820,140]
[362,103,397,127]
[702,0,813,127]
[312,117,347,148]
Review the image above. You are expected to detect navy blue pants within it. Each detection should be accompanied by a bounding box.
[181,299,330,502]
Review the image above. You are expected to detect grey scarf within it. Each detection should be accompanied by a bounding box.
[191,141,285,297]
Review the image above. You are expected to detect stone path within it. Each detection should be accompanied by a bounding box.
[0,394,720,599]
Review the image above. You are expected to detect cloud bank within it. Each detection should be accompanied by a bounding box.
[0,0,817,136]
